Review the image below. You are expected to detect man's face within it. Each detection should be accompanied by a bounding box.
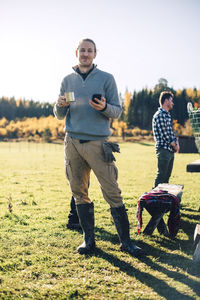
[166,96,174,111]
[76,41,96,68]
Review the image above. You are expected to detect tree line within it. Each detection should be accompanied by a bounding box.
[0,78,200,141]
[0,97,53,120]
[120,78,200,130]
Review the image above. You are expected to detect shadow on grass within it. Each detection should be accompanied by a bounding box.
[138,204,199,253]
[181,206,200,213]
[181,217,199,241]
[93,247,197,300]
[93,225,200,298]
[137,142,154,147]
[138,247,200,298]
[138,238,200,278]
[181,212,200,222]
[95,226,119,245]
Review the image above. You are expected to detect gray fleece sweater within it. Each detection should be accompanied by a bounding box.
[54,66,122,140]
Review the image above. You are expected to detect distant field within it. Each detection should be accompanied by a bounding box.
[0,142,200,299]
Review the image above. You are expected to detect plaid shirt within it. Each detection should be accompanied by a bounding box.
[152,107,177,152]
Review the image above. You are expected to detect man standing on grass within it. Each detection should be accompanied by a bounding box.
[54,38,143,257]
[152,91,179,188]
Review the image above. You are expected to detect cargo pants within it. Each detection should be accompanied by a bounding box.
[64,135,123,208]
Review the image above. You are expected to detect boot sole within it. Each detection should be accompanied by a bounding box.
[120,246,145,257]
[67,223,82,230]
[77,245,96,255]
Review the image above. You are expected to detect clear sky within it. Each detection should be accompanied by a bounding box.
[0,0,200,103]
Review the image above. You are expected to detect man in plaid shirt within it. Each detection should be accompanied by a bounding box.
[152,91,179,188]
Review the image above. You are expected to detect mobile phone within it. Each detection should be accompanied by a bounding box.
[92,94,102,104]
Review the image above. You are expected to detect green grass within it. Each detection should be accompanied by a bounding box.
[0,141,200,299]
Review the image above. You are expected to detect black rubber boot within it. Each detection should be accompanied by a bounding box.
[111,205,144,257]
[67,196,81,230]
[76,202,95,254]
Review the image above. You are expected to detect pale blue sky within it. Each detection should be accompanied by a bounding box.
[0,0,199,102]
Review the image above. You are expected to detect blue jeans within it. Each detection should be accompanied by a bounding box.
[154,148,174,188]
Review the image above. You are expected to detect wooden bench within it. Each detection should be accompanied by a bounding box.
[153,183,183,201]
[186,159,200,172]
[142,184,184,237]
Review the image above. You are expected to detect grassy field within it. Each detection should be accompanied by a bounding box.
[0,141,200,299]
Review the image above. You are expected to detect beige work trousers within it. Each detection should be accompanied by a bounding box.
[64,135,123,207]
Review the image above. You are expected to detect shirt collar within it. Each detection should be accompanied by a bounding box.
[159,107,170,115]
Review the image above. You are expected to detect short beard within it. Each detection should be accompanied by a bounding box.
[79,63,93,72]
[80,62,93,68]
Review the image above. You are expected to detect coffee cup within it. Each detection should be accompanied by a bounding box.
[64,92,75,102]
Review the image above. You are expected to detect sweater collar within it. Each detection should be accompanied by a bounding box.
[72,64,97,73]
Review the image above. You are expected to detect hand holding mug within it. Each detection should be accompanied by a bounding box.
[57,96,70,107]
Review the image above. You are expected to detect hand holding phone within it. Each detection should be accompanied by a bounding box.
[92,94,102,104]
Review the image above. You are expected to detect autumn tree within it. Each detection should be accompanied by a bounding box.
[123,89,132,118]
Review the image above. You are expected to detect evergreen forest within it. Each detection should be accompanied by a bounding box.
[0,79,200,141]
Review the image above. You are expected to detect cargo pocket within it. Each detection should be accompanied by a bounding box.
[65,160,73,181]
[108,164,118,181]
